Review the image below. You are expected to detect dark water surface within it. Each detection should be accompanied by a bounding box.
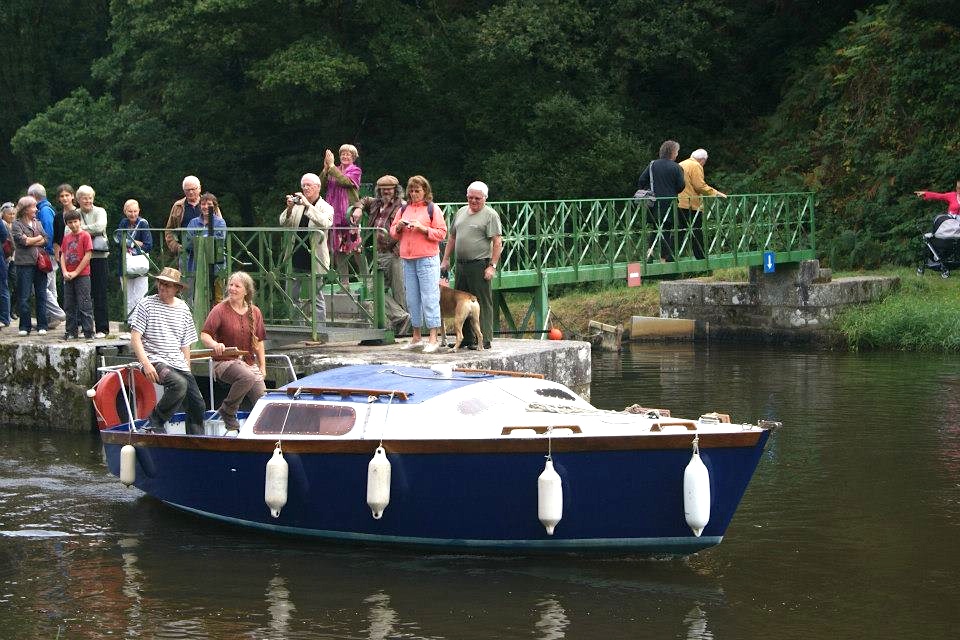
[2,343,959,639]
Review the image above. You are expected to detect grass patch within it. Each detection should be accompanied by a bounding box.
[835,267,960,351]
[503,282,660,339]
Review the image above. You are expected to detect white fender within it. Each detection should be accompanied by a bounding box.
[538,459,563,535]
[119,444,136,487]
[366,447,392,519]
[265,446,289,518]
[683,448,711,537]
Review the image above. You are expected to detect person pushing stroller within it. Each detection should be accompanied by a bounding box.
[915,180,960,278]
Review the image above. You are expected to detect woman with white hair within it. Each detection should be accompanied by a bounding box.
[76,185,110,337]
[322,143,366,286]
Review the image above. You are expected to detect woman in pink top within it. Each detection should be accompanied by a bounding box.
[390,175,447,353]
[915,180,960,216]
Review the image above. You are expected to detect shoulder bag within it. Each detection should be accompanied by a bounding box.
[81,209,109,251]
[633,161,656,208]
[32,221,53,272]
[125,220,150,276]
[126,252,150,277]
[36,248,53,273]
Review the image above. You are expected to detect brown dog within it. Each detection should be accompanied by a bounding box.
[440,285,484,351]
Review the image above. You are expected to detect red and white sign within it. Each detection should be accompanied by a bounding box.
[627,262,642,287]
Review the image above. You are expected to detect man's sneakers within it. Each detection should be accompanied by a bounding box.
[143,416,166,434]
[220,409,241,432]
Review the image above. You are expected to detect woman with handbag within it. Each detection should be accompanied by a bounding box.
[114,199,153,322]
[636,140,686,262]
[10,196,49,336]
[76,185,110,338]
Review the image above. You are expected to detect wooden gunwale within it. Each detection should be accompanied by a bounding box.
[100,429,765,454]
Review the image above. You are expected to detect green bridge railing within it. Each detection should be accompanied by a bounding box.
[436,192,816,332]
[120,192,815,341]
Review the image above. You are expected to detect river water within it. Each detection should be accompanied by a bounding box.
[2,343,958,639]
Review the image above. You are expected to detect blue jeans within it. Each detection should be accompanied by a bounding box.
[17,264,47,332]
[0,257,9,325]
[402,254,441,329]
[152,363,206,435]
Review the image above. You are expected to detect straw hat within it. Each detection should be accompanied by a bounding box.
[152,267,186,289]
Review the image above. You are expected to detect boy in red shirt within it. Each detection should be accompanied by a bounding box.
[60,210,94,340]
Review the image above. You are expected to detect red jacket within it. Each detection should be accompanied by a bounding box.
[920,191,960,215]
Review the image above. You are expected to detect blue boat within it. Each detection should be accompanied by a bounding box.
[98,364,776,555]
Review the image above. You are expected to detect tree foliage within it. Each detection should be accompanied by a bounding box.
[751,2,960,266]
[8,0,956,271]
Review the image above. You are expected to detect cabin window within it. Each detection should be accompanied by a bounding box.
[251,403,357,436]
[534,387,577,402]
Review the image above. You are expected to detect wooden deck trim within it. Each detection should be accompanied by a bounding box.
[101,429,764,454]
[283,387,410,401]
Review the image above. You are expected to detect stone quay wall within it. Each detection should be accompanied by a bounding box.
[0,338,592,431]
[658,259,899,343]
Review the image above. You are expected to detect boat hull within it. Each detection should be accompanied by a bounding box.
[102,427,768,555]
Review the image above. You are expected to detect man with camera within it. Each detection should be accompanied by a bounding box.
[279,173,334,326]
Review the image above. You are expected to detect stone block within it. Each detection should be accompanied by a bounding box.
[659,281,703,306]
[629,316,695,340]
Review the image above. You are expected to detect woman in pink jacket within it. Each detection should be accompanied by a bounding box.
[915,180,960,216]
[390,175,447,353]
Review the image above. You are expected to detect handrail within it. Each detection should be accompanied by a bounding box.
[110,192,814,336]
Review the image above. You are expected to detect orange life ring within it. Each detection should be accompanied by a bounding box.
[93,369,157,430]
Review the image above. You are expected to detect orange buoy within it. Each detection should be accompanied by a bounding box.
[547,327,563,340]
[92,369,157,430]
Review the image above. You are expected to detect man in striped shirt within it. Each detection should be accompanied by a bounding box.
[130,267,205,434]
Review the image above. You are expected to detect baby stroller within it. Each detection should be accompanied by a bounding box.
[918,214,960,279]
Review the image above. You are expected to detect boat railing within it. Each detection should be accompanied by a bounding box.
[191,352,298,413]
[95,354,298,426]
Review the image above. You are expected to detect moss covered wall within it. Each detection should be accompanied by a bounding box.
[0,342,97,431]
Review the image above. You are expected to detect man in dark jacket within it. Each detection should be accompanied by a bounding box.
[637,140,685,261]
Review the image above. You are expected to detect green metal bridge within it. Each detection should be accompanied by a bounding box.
[127,192,815,342]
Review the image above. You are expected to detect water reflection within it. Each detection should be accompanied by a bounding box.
[364,592,398,640]
[119,538,143,636]
[534,597,568,640]
[4,343,960,638]
[682,603,713,639]
[266,574,295,638]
